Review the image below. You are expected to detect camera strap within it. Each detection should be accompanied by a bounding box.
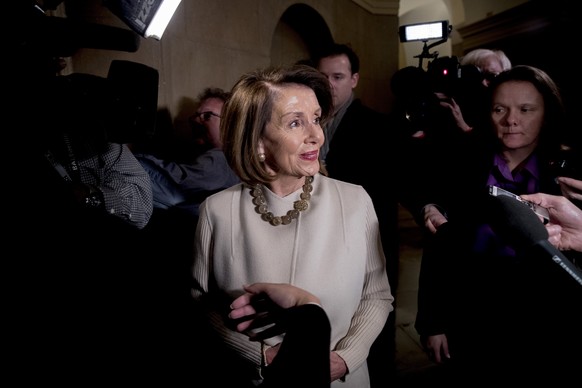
[44,133,81,183]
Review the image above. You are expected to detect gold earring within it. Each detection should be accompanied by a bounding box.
[258,153,266,162]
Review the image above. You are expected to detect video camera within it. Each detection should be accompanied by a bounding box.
[17,2,159,145]
[392,20,485,136]
[391,56,484,135]
[37,60,159,145]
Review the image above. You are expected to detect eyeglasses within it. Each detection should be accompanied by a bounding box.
[192,111,221,122]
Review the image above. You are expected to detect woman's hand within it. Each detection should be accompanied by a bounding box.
[422,334,450,364]
[330,351,348,382]
[264,343,281,365]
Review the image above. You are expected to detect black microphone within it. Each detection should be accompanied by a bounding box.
[488,195,582,286]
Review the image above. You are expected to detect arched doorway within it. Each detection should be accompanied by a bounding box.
[270,4,333,67]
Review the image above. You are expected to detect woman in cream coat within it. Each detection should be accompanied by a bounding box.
[192,64,393,387]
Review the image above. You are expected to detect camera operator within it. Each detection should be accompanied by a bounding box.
[436,48,512,136]
[9,4,160,382]
[391,49,512,229]
[414,65,580,384]
[38,73,153,230]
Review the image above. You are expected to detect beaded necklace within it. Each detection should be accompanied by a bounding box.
[250,176,314,226]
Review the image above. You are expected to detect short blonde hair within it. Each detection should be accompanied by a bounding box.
[221,64,333,185]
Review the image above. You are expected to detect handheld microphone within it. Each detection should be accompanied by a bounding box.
[488,195,582,286]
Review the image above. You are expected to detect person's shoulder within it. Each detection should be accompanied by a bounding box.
[318,174,369,195]
[134,152,163,163]
[199,182,243,215]
[349,98,386,114]
[317,175,375,213]
[346,99,390,123]
[205,182,243,200]
[198,147,225,157]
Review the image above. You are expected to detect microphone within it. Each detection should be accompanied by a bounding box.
[488,195,582,286]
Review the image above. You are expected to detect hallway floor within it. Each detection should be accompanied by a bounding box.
[393,204,445,385]
[391,203,582,386]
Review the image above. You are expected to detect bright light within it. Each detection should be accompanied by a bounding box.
[105,0,182,40]
[399,20,449,43]
[144,0,181,40]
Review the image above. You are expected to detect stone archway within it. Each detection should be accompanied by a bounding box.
[270,3,333,67]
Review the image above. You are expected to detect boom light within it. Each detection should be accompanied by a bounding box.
[105,0,182,40]
[399,20,450,43]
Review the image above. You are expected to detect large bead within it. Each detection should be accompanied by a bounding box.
[294,199,309,212]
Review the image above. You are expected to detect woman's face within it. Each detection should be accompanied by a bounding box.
[491,80,544,153]
[259,84,324,179]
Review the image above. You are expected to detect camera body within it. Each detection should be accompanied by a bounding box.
[391,56,484,136]
[37,60,159,146]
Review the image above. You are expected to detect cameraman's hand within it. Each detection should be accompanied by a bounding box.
[435,92,473,133]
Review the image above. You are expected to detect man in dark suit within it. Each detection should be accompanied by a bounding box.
[315,43,399,388]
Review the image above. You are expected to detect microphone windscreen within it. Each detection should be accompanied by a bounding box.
[488,195,549,249]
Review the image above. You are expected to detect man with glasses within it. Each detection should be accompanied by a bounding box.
[135,87,240,217]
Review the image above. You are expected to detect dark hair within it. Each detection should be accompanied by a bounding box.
[314,43,360,75]
[489,65,565,159]
[221,64,333,185]
[196,87,231,104]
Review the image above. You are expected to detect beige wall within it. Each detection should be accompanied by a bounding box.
[57,0,399,138]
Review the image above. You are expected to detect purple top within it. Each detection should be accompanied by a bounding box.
[475,153,541,256]
[486,153,541,194]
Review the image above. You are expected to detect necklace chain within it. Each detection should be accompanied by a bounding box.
[250,176,314,226]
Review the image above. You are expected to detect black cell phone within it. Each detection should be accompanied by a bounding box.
[488,185,549,223]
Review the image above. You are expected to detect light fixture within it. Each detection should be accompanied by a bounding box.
[398,20,452,68]
[398,20,450,43]
[104,0,182,40]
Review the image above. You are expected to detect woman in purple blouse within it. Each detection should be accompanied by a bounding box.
[414,65,581,384]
